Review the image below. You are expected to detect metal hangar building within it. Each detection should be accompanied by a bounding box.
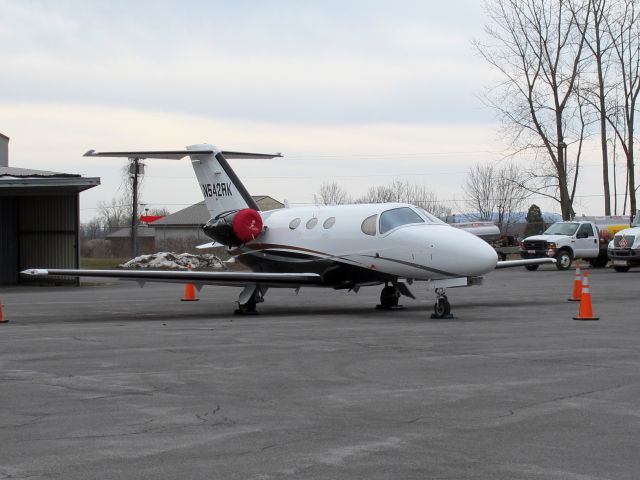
[0,133,100,285]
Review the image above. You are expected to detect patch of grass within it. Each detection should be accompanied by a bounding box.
[80,258,128,269]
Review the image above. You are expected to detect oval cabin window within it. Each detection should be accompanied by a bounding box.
[306,218,318,229]
[323,217,336,229]
[289,218,301,229]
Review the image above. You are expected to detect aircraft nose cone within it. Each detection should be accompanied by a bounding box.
[468,234,499,275]
[438,226,498,276]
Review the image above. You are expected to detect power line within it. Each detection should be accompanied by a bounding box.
[143,162,605,181]
[79,191,634,211]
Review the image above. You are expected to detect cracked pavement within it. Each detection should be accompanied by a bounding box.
[1,267,639,479]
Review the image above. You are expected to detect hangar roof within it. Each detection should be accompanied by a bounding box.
[0,166,100,195]
[152,196,284,227]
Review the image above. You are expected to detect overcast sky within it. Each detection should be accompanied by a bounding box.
[1,0,609,221]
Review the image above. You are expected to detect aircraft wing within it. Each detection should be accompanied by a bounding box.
[21,269,323,288]
[495,258,556,269]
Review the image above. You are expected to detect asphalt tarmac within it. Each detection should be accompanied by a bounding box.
[1,266,639,479]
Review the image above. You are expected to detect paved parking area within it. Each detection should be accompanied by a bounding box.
[1,266,639,479]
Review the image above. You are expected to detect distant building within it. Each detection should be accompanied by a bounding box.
[0,133,8,167]
[105,196,284,255]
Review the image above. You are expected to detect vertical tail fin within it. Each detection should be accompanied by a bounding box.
[187,144,282,218]
[187,144,258,217]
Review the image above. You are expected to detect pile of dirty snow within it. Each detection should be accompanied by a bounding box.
[119,252,226,270]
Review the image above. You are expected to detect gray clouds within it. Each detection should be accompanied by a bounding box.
[0,0,492,124]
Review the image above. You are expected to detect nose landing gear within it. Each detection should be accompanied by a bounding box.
[431,288,453,319]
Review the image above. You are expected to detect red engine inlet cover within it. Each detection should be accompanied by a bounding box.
[232,208,263,243]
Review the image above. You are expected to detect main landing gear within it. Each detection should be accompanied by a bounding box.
[235,285,266,315]
[376,282,416,310]
[376,284,403,310]
[431,288,453,319]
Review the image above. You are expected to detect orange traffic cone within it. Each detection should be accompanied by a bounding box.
[568,261,582,302]
[573,272,599,321]
[181,265,199,302]
[0,298,7,324]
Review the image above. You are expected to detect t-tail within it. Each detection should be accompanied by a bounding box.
[84,144,282,220]
[188,144,258,218]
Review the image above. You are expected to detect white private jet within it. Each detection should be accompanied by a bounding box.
[22,144,553,318]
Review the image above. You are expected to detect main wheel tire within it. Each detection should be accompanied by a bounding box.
[433,298,451,318]
[555,250,573,270]
[525,264,539,271]
[379,285,399,308]
[614,265,630,272]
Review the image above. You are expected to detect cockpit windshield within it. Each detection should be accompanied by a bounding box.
[416,208,446,225]
[379,207,425,234]
[544,222,579,236]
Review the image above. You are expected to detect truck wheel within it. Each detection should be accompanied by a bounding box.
[589,256,608,268]
[614,266,630,272]
[525,264,539,271]
[555,250,572,270]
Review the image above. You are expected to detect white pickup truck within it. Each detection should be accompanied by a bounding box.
[520,221,607,270]
[607,214,640,272]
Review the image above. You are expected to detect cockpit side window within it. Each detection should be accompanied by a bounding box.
[361,214,377,236]
[379,207,424,234]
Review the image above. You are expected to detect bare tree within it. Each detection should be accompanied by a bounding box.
[96,197,131,232]
[576,0,615,215]
[464,163,497,221]
[314,181,350,205]
[80,218,104,239]
[495,162,531,232]
[356,179,452,218]
[603,0,640,220]
[463,161,530,232]
[476,0,591,219]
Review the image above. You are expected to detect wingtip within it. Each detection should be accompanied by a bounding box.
[20,268,48,276]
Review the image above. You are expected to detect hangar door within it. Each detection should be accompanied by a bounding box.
[0,195,79,285]
[0,197,18,284]
[19,196,78,277]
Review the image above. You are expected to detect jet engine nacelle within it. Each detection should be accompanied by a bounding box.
[203,208,263,246]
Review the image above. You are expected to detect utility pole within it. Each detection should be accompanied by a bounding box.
[129,157,142,259]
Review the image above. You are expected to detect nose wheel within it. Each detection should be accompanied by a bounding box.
[431,288,453,319]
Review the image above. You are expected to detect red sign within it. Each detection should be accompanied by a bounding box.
[140,215,164,224]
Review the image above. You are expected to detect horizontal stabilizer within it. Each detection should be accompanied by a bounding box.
[83,150,282,160]
[196,241,223,249]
